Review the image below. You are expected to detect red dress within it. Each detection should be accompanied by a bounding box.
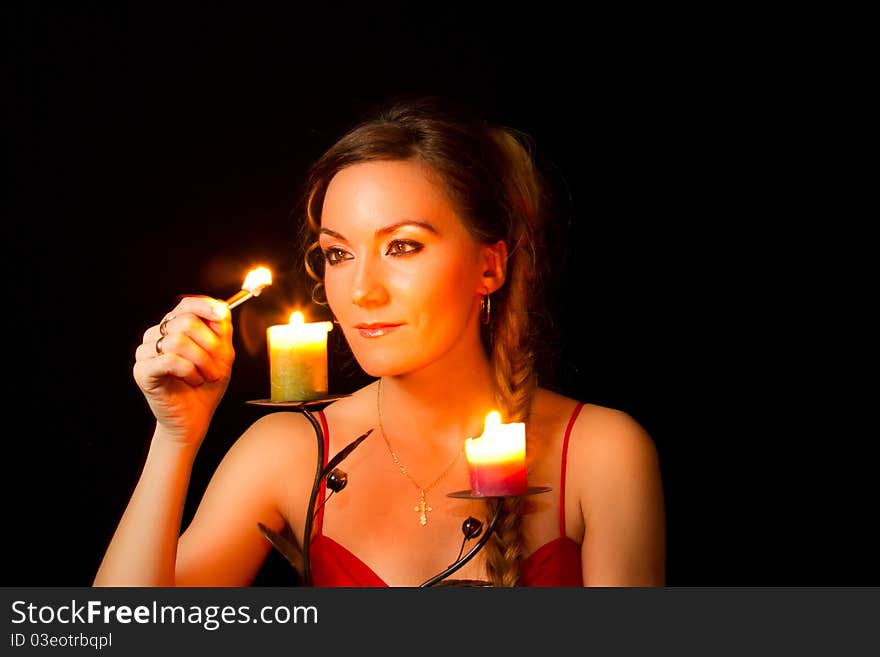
[309,403,585,587]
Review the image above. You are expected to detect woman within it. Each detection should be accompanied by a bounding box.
[94,96,665,587]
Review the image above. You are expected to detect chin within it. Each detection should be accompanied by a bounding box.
[354,355,412,378]
[348,344,425,378]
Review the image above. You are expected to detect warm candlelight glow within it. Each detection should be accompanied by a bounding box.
[267,311,333,401]
[464,410,528,496]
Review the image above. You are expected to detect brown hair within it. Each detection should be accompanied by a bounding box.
[301,96,551,586]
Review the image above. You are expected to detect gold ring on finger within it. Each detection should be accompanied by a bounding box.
[159,314,175,336]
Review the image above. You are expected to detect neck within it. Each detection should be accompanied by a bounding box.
[377,360,496,450]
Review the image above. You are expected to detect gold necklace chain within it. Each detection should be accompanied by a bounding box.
[376,379,462,526]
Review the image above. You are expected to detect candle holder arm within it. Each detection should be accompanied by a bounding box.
[257,522,303,575]
[418,500,503,587]
[248,394,361,587]
[298,406,324,587]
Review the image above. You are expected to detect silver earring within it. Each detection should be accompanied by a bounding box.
[480,294,491,325]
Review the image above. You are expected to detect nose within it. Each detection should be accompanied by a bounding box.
[351,255,389,308]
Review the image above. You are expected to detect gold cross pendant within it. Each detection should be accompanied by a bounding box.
[414,490,433,526]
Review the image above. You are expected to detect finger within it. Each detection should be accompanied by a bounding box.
[142,300,233,362]
[134,352,206,388]
[143,296,229,345]
[135,323,227,383]
[170,300,232,358]
[158,313,177,336]
[146,330,227,383]
[167,296,230,334]
[164,312,234,370]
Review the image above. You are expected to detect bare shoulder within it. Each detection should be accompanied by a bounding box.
[569,402,665,549]
[229,411,317,463]
[530,387,584,433]
[534,390,662,507]
[575,403,653,446]
[531,389,655,459]
[206,411,323,532]
[175,411,321,584]
[215,411,319,501]
[541,397,665,584]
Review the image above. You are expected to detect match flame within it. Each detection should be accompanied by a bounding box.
[242,266,272,295]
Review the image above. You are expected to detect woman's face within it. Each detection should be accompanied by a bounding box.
[319,159,489,377]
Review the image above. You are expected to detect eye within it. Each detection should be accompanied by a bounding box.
[323,247,353,266]
[385,239,423,257]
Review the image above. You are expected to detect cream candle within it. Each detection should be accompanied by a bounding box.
[464,410,528,497]
[267,311,333,402]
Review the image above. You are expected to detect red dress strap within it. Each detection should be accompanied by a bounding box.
[311,410,330,538]
[559,402,585,536]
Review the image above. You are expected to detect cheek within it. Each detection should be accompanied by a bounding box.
[408,259,479,321]
[323,271,349,314]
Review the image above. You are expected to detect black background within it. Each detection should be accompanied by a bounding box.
[5,3,874,587]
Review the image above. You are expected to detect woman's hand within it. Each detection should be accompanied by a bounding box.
[133,295,235,447]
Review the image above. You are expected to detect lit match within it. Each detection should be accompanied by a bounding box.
[225,266,273,310]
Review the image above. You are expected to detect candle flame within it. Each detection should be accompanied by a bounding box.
[242,267,272,295]
[465,409,528,496]
[465,409,526,464]
[289,311,305,325]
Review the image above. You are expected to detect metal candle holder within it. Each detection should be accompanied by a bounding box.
[248,396,551,587]
[247,394,350,585]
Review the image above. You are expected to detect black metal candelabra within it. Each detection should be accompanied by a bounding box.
[248,395,549,587]
[247,394,350,585]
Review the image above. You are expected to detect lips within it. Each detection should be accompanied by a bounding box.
[354,323,403,338]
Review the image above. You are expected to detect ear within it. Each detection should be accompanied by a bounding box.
[478,240,508,295]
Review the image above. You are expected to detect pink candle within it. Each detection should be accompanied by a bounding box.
[464,411,528,497]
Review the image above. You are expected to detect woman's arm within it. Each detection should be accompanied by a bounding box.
[92,294,268,587]
[94,411,311,587]
[93,430,200,586]
[572,406,666,586]
[173,412,314,586]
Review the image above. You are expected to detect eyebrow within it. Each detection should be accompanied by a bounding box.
[320,220,439,242]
